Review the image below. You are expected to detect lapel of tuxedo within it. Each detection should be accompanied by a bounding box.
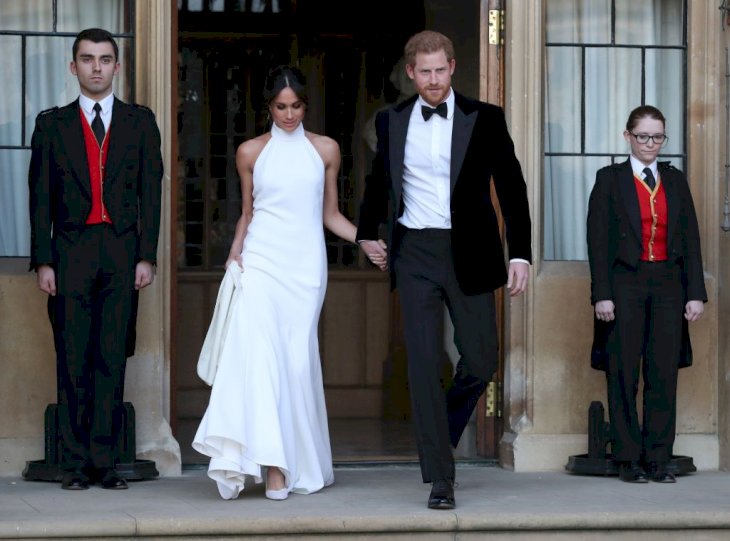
[58,100,92,200]
[659,163,681,247]
[450,93,476,193]
[104,97,131,183]
[389,97,415,195]
[617,159,642,243]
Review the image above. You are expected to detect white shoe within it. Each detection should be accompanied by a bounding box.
[265,487,289,501]
[216,481,242,500]
[265,466,288,501]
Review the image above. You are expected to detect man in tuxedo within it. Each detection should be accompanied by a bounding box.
[356,30,531,509]
[28,28,163,490]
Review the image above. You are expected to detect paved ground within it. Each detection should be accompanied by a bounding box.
[2,464,730,539]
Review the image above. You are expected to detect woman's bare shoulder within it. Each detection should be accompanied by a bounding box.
[236,132,271,164]
[306,131,339,161]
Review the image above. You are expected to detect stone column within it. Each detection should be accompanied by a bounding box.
[129,0,181,476]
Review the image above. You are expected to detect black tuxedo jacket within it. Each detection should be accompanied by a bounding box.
[587,159,707,370]
[28,97,163,270]
[356,92,532,295]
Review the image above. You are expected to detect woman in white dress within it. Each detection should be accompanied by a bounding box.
[193,66,387,501]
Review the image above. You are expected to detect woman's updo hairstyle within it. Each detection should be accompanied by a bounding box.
[263,65,308,107]
[625,104,665,132]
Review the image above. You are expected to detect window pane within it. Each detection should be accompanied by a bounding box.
[0,36,22,146]
[585,47,642,155]
[645,48,684,155]
[209,0,225,11]
[0,150,31,257]
[25,36,131,143]
[115,37,133,101]
[25,36,77,144]
[543,156,610,261]
[546,0,610,44]
[0,0,53,31]
[667,158,685,174]
[615,0,684,46]
[57,0,131,32]
[545,47,581,153]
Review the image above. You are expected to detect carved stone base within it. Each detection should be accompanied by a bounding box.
[22,458,159,482]
[22,402,159,483]
[565,453,697,476]
[565,400,696,476]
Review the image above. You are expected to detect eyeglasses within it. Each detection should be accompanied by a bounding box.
[630,133,668,145]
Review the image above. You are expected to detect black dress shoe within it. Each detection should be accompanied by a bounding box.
[98,468,128,490]
[647,462,676,483]
[618,461,649,483]
[61,471,90,490]
[428,479,455,509]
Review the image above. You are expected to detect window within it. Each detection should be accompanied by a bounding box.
[543,0,687,261]
[0,0,135,257]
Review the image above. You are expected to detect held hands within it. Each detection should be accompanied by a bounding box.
[506,261,529,297]
[359,239,388,271]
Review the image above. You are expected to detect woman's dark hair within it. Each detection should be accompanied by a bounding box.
[626,105,666,132]
[263,65,308,106]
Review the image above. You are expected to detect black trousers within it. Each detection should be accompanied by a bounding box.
[394,227,497,483]
[49,224,136,472]
[606,260,684,464]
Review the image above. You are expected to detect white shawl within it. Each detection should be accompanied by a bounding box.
[196,264,244,386]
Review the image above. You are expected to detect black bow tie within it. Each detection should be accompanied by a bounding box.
[421,102,448,121]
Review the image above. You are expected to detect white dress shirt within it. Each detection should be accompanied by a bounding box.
[398,90,455,230]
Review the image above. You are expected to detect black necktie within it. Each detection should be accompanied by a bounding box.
[421,102,448,121]
[643,167,656,190]
[91,102,105,146]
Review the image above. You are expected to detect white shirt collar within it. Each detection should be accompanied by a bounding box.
[79,93,114,115]
[629,155,657,179]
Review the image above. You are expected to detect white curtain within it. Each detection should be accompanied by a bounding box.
[0,0,127,257]
[543,0,685,261]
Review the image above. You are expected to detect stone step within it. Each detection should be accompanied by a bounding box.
[3,465,730,539]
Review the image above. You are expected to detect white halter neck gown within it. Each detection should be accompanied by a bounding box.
[193,122,334,499]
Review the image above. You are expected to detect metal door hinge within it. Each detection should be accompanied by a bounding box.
[485,381,502,417]
[488,9,505,46]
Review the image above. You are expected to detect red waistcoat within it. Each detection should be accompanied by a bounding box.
[80,108,112,224]
[634,175,667,262]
